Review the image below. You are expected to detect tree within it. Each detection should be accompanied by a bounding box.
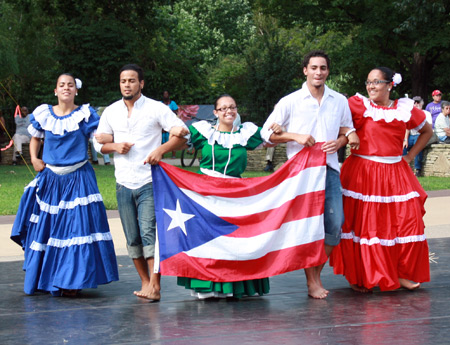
[257,0,450,101]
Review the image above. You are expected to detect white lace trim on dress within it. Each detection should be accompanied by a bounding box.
[341,231,426,246]
[27,124,44,138]
[30,214,39,223]
[413,119,427,132]
[343,189,420,203]
[193,121,259,149]
[24,177,39,191]
[32,104,92,135]
[36,193,103,215]
[356,93,413,123]
[29,232,113,252]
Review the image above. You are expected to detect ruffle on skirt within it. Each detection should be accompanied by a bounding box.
[177,277,270,299]
[11,163,119,295]
[330,155,430,291]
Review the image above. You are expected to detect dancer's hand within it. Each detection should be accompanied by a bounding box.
[115,142,134,154]
[296,134,315,147]
[347,132,360,150]
[31,158,45,172]
[269,123,283,134]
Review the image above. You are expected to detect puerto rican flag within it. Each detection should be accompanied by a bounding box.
[151,144,328,281]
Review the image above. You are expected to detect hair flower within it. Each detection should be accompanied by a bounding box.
[75,78,82,89]
[392,73,402,86]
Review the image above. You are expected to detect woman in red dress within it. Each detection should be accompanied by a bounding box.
[330,67,433,292]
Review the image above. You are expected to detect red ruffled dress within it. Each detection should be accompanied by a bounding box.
[330,94,430,291]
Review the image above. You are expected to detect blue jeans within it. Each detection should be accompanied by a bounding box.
[403,134,423,170]
[116,182,156,259]
[324,167,344,246]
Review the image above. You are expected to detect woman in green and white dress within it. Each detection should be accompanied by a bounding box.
[177,94,278,299]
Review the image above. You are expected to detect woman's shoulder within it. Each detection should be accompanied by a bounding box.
[32,103,94,135]
[351,94,414,123]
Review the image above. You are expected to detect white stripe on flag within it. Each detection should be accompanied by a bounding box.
[181,165,326,218]
[185,215,324,261]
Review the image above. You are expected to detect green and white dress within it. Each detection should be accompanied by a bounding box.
[177,120,270,298]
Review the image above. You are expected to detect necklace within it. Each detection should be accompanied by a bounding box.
[371,99,394,108]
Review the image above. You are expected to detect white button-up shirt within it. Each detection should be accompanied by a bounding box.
[93,95,188,189]
[261,83,353,171]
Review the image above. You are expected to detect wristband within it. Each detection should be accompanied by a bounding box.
[345,128,356,137]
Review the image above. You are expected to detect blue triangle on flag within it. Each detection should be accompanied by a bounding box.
[152,165,238,261]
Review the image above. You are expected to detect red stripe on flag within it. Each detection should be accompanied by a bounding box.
[223,190,325,238]
[160,239,326,281]
[159,144,326,198]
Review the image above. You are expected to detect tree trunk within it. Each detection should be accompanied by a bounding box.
[411,52,430,103]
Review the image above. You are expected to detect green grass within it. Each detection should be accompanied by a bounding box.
[1,165,449,216]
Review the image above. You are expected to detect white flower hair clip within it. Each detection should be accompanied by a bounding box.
[75,78,82,89]
[392,73,402,87]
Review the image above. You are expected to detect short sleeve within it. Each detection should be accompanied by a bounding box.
[80,106,100,138]
[245,127,264,150]
[189,124,206,150]
[348,95,366,129]
[407,107,426,130]
[28,113,44,138]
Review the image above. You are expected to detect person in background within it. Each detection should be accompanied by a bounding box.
[161,90,179,159]
[425,90,443,127]
[10,73,119,296]
[403,96,433,176]
[434,101,450,143]
[12,106,32,165]
[330,67,433,292]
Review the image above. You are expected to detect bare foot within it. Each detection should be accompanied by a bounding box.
[350,284,371,293]
[134,283,161,301]
[399,278,421,290]
[308,282,329,299]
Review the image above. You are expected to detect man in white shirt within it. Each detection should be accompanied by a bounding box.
[261,50,357,299]
[94,64,188,301]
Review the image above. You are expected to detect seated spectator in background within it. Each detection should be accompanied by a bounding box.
[425,90,443,127]
[12,106,32,165]
[435,101,450,143]
[403,97,433,176]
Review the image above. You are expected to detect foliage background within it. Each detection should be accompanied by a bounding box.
[1,0,449,131]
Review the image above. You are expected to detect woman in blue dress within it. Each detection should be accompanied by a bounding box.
[11,73,119,296]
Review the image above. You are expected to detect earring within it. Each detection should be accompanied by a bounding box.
[76,93,78,96]
[55,93,57,96]
[388,89,391,91]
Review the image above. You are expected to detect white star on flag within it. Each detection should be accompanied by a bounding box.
[163,199,195,236]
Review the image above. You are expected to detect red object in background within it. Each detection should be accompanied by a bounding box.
[178,105,200,122]
[1,139,13,151]
[14,105,22,118]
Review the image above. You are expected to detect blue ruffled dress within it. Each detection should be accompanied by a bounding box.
[11,104,119,295]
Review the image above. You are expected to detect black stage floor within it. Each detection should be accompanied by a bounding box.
[1,237,449,345]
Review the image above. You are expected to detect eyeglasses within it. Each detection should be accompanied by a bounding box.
[216,106,237,112]
[365,80,391,86]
